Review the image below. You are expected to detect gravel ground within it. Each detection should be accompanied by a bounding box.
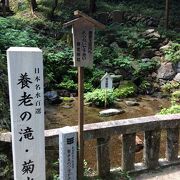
[135,165,180,180]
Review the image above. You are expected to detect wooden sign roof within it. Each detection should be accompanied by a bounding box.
[63,10,105,29]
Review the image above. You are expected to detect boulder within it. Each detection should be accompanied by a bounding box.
[160,41,172,52]
[44,91,62,104]
[173,73,180,82]
[140,49,155,59]
[99,108,125,116]
[143,29,155,36]
[110,10,124,23]
[157,62,176,80]
[96,12,110,24]
[176,62,180,73]
[135,135,144,152]
[125,100,139,106]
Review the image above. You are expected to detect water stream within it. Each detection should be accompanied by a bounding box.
[45,95,171,170]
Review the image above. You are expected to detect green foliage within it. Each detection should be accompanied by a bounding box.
[85,89,116,107]
[161,82,180,93]
[114,55,133,69]
[0,17,45,50]
[0,54,10,130]
[171,90,180,105]
[49,160,59,180]
[0,153,13,179]
[117,170,134,180]
[89,68,105,88]
[159,105,180,115]
[133,59,158,77]
[163,43,180,63]
[138,80,151,94]
[57,78,77,91]
[44,47,73,88]
[114,82,137,98]
[83,160,96,177]
[84,82,94,92]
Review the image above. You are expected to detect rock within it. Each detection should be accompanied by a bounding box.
[110,10,124,23]
[146,32,160,39]
[173,73,180,82]
[144,29,155,36]
[44,91,62,104]
[58,89,70,97]
[135,135,144,152]
[125,100,139,106]
[160,41,172,51]
[157,62,176,80]
[110,42,119,49]
[62,97,75,104]
[62,105,72,109]
[146,17,159,27]
[151,56,162,62]
[151,72,158,78]
[154,51,162,56]
[176,62,180,73]
[140,49,155,59]
[99,108,125,116]
[97,12,110,24]
[84,102,92,107]
[118,135,143,152]
[141,58,151,63]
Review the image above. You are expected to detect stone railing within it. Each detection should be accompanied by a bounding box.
[1,114,180,177]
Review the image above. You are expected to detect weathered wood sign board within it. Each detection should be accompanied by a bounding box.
[59,126,77,180]
[7,47,45,180]
[72,18,95,67]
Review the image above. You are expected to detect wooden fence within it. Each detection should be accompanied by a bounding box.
[1,113,180,177]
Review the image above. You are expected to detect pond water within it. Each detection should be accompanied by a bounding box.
[45,95,171,171]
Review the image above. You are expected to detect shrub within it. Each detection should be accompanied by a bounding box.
[0,153,12,179]
[161,82,180,93]
[163,43,180,63]
[138,80,151,94]
[57,78,77,91]
[114,81,137,98]
[159,105,180,115]
[171,90,180,105]
[85,89,116,107]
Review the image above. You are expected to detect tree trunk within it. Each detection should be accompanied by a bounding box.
[2,0,6,17]
[89,0,96,14]
[165,0,170,29]
[31,0,37,11]
[50,0,58,18]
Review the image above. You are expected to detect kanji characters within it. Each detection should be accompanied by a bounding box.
[17,72,32,89]
[18,92,33,106]
[19,127,34,142]
[22,160,34,174]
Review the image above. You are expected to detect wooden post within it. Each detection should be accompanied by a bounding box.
[165,0,170,29]
[104,89,107,108]
[78,67,84,179]
[63,11,105,179]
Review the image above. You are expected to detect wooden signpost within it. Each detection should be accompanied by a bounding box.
[64,10,105,179]
[7,47,45,180]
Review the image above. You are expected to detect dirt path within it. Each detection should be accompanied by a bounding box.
[135,165,180,180]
